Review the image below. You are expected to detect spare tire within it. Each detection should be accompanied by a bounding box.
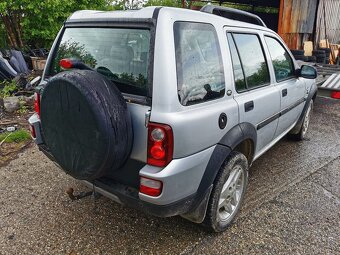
[40,70,133,180]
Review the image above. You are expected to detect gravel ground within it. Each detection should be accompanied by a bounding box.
[0,97,339,255]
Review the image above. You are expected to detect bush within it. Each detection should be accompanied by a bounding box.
[0,80,17,98]
[0,130,31,144]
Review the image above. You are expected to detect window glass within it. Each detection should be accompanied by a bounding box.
[227,33,246,92]
[233,33,270,89]
[174,22,225,106]
[265,36,294,82]
[49,27,150,96]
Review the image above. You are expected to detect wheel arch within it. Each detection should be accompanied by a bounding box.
[290,84,317,135]
[181,123,256,223]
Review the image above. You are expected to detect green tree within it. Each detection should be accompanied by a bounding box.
[0,0,115,48]
[0,23,7,48]
[0,0,24,48]
[144,0,182,7]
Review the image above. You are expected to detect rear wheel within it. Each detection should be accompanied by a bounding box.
[203,151,248,232]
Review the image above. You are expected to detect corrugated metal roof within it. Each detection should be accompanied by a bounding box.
[279,0,318,34]
[315,0,340,44]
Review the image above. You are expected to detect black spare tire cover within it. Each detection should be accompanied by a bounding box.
[40,70,133,180]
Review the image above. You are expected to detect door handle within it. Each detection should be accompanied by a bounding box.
[282,89,288,97]
[244,101,254,112]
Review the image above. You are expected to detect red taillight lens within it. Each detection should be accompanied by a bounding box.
[60,58,73,69]
[331,91,340,99]
[34,92,40,116]
[140,176,162,197]
[29,125,36,138]
[147,123,173,167]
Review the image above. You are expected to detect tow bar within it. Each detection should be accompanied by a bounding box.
[66,187,101,200]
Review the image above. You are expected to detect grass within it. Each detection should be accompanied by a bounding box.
[0,130,31,144]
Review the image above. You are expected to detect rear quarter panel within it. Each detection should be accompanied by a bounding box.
[151,9,239,158]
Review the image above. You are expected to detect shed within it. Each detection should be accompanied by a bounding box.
[189,0,340,49]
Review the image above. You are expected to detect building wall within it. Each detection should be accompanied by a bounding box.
[278,0,318,49]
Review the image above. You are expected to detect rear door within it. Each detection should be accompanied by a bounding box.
[263,35,306,137]
[226,31,280,155]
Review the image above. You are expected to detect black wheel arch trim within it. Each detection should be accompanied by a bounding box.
[290,85,317,134]
[183,123,256,223]
[200,122,256,197]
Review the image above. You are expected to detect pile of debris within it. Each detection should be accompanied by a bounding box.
[0,95,34,114]
[290,39,340,65]
[0,47,45,117]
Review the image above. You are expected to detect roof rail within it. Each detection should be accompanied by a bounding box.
[200,5,267,27]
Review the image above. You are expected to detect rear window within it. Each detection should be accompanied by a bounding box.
[48,27,151,96]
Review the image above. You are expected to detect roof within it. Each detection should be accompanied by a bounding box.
[68,7,158,21]
[66,6,273,33]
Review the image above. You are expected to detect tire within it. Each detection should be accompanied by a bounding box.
[307,56,316,62]
[319,47,331,54]
[40,70,133,180]
[203,151,248,232]
[290,99,313,141]
[290,49,304,56]
[312,50,325,55]
[314,53,326,57]
[316,58,325,63]
[294,55,306,61]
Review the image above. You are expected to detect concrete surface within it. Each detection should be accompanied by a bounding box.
[0,96,339,255]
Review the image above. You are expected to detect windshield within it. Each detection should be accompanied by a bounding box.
[49,27,151,96]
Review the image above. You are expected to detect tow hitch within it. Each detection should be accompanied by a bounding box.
[66,187,101,200]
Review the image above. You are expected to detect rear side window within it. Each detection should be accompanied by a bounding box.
[265,36,295,82]
[48,27,151,97]
[232,33,270,89]
[174,22,225,106]
[227,33,246,92]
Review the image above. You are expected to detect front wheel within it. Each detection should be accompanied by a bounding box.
[203,151,248,232]
[291,99,313,141]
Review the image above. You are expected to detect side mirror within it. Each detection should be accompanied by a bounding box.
[297,65,317,79]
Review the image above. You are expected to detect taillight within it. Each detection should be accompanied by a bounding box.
[140,176,163,197]
[34,92,40,116]
[147,122,173,167]
[331,91,340,99]
[29,125,36,138]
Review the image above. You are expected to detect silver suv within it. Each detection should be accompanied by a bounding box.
[29,5,317,232]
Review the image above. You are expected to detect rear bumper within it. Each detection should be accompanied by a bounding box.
[37,143,213,217]
[29,113,214,217]
[83,178,198,217]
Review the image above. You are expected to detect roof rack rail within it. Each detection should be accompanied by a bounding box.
[200,5,267,27]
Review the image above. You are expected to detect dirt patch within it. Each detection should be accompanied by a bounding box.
[0,140,32,167]
[0,111,33,167]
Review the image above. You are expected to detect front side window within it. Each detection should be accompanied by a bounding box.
[265,36,295,82]
[232,33,270,89]
[174,22,225,106]
[49,27,151,96]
